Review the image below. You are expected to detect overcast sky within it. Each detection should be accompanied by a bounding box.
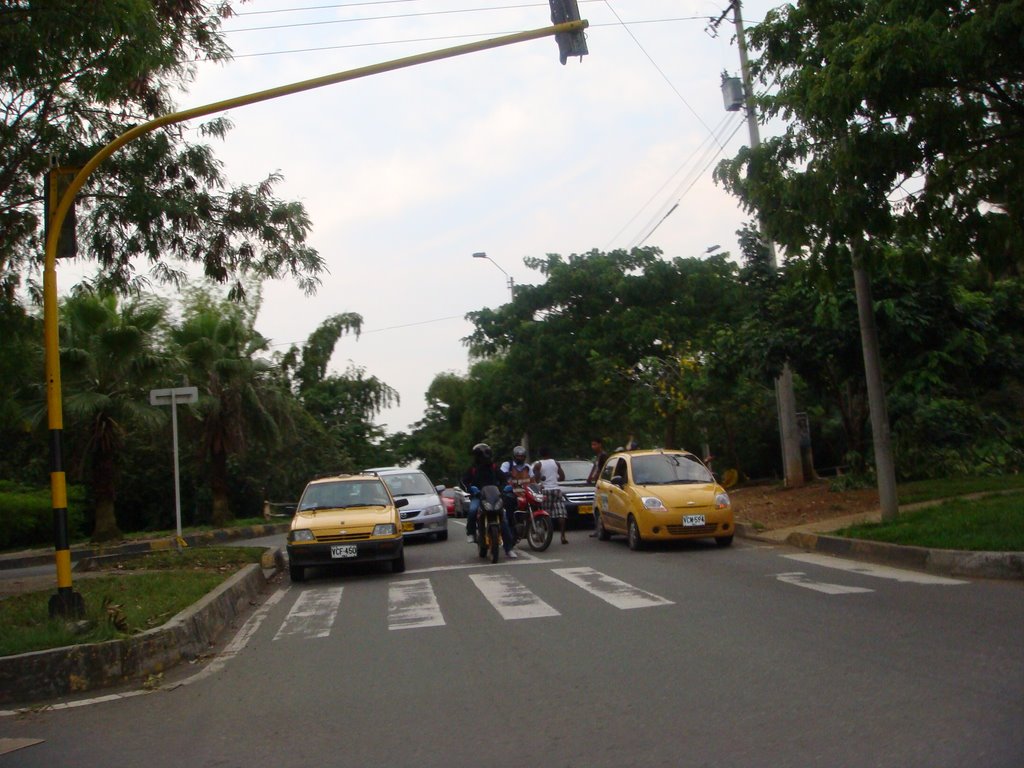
[107,0,783,433]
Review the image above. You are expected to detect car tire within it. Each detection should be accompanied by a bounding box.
[627,516,643,551]
[289,564,306,582]
[715,535,734,547]
[437,530,448,542]
[598,514,612,541]
[392,551,406,573]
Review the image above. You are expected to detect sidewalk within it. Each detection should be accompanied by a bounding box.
[736,508,1024,581]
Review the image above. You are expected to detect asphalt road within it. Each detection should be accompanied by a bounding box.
[2,522,1023,767]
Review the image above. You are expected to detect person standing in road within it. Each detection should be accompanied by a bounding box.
[532,446,567,544]
[587,438,608,537]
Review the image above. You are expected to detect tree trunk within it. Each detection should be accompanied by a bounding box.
[90,443,122,542]
[851,242,899,520]
[209,446,233,528]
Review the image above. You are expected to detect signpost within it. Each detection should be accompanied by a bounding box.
[150,386,198,544]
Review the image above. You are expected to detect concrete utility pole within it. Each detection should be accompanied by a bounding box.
[729,0,804,487]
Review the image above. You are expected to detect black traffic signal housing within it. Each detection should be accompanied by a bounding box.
[549,0,588,65]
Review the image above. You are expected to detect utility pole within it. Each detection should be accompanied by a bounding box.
[721,0,804,487]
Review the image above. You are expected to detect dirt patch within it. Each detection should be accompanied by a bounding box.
[729,480,880,530]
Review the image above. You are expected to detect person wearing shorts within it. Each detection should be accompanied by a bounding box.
[532,446,567,544]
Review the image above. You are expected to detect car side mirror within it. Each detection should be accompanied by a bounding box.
[611,476,626,488]
[434,484,446,494]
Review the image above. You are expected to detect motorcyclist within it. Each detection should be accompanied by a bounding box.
[501,445,532,541]
[462,443,518,559]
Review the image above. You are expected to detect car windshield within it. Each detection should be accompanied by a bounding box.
[559,460,592,483]
[381,472,435,496]
[630,454,713,486]
[299,480,390,510]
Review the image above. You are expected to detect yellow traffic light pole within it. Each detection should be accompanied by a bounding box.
[43,20,588,616]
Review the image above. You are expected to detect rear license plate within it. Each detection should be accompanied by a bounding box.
[330,544,357,558]
[682,514,706,527]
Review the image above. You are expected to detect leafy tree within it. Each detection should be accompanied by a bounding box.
[0,298,43,483]
[1,0,324,299]
[172,287,292,527]
[58,291,172,541]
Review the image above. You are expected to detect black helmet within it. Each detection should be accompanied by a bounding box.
[472,443,492,462]
[512,445,527,461]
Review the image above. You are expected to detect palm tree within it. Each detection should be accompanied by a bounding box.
[173,292,291,527]
[59,292,171,542]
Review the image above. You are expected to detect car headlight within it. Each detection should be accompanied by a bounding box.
[373,523,397,536]
[425,503,444,516]
[641,496,668,512]
[715,492,731,510]
[289,528,315,542]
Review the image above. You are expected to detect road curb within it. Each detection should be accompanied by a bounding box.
[0,523,291,571]
[0,557,279,707]
[785,532,1024,581]
[736,522,1023,581]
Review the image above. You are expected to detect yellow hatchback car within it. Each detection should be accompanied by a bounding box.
[595,449,734,549]
[287,474,408,581]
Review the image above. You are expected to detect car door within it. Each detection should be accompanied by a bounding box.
[597,456,630,533]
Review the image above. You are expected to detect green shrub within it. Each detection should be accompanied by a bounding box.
[0,481,87,550]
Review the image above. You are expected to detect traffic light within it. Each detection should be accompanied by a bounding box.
[549,0,588,65]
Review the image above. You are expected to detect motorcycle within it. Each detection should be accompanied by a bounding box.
[513,483,553,552]
[474,485,506,564]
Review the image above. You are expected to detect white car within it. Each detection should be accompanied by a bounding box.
[363,467,449,542]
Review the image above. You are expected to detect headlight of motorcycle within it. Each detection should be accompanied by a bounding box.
[641,496,668,512]
[373,523,397,536]
[715,492,731,510]
[289,528,315,543]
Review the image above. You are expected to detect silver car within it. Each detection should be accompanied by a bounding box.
[363,467,449,542]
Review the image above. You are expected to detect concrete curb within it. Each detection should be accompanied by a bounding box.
[0,523,291,571]
[0,558,278,707]
[736,522,1024,581]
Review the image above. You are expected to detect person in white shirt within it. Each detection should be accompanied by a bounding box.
[532,446,567,544]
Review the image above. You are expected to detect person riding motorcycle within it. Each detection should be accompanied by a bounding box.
[462,443,518,559]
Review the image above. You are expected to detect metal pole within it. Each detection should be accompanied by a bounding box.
[171,393,183,543]
[732,0,804,487]
[43,20,588,602]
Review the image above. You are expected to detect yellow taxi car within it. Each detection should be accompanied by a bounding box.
[287,473,408,581]
[595,449,734,549]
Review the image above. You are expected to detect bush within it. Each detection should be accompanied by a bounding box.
[0,481,87,550]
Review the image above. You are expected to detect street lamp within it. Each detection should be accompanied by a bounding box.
[472,251,515,300]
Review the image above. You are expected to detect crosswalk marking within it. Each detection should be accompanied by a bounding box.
[389,579,445,630]
[776,572,873,595]
[274,586,344,640]
[469,572,561,620]
[552,567,674,609]
[782,553,969,585]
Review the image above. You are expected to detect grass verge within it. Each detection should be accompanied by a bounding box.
[839,492,1024,551]
[0,547,264,657]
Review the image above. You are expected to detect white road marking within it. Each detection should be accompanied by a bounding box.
[776,572,874,595]
[552,567,674,609]
[783,553,968,585]
[388,579,445,630]
[469,572,561,620]
[274,586,343,640]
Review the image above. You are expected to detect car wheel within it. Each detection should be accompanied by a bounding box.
[715,535,734,547]
[627,516,643,551]
[289,563,306,582]
[598,514,611,541]
[392,551,406,573]
[437,530,448,542]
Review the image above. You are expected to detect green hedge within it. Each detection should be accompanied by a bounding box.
[0,481,87,550]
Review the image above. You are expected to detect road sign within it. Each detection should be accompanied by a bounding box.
[150,386,199,543]
[150,386,198,405]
